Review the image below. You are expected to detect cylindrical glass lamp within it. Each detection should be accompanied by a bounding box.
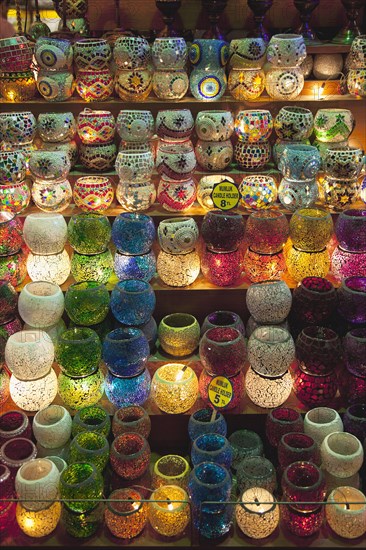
[295,326,342,375]
[286,246,330,282]
[291,362,338,408]
[157,249,201,287]
[151,363,198,414]
[244,248,286,283]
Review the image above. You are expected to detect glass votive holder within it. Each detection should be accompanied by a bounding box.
[0,464,13,512]
[281,503,324,537]
[158,313,200,357]
[112,213,156,256]
[295,326,342,376]
[337,276,366,325]
[102,327,150,377]
[199,327,247,378]
[15,501,62,537]
[188,409,227,441]
[236,488,279,539]
[246,280,292,325]
[245,210,289,255]
[244,248,286,283]
[191,434,232,470]
[197,175,235,211]
[0,410,31,446]
[67,213,111,255]
[18,281,64,329]
[248,326,295,378]
[201,247,244,287]
[151,363,198,414]
[286,246,330,282]
[148,485,190,537]
[265,407,304,447]
[236,456,277,496]
[105,368,151,408]
[245,367,293,409]
[68,431,109,472]
[201,311,245,337]
[55,327,101,378]
[110,279,156,326]
[0,248,27,287]
[114,249,156,283]
[343,404,366,442]
[335,208,366,252]
[32,404,72,449]
[157,249,201,287]
[15,457,60,511]
[291,362,338,408]
[331,246,366,282]
[282,461,326,512]
[326,487,366,539]
[320,432,364,478]
[0,280,18,325]
[265,66,304,100]
[228,430,263,471]
[289,208,333,252]
[291,276,337,327]
[0,437,37,479]
[200,210,245,252]
[239,174,277,209]
[58,368,105,411]
[61,501,104,538]
[5,329,55,381]
[199,369,245,411]
[157,216,198,256]
[0,500,16,534]
[0,369,10,407]
[59,462,104,513]
[278,433,320,470]
[105,488,148,539]
[152,455,191,489]
[110,432,151,480]
[71,405,110,439]
[228,68,265,100]
[70,249,114,285]
[26,249,71,285]
[304,407,343,446]
[112,405,151,439]
[65,281,110,327]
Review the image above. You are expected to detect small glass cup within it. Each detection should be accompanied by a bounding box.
[228,430,263,471]
[71,405,111,438]
[188,409,227,441]
[152,454,191,489]
[105,369,151,408]
[282,461,326,512]
[112,405,151,439]
[320,432,364,479]
[59,462,104,513]
[278,432,321,470]
[55,327,102,378]
[68,431,110,472]
[102,327,150,377]
[265,407,304,447]
[236,456,277,496]
[110,279,156,326]
[151,363,199,414]
[148,485,191,537]
[110,432,151,480]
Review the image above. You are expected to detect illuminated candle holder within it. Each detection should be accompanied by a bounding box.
[236,488,279,539]
[151,363,198,414]
[236,456,277,496]
[110,279,156,326]
[0,411,32,446]
[55,327,101,378]
[10,368,58,412]
[326,487,366,539]
[75,69,114,101]
[26,249,71,285]
[105,488,148,539]
[245,210,289,255]
[188,409,227,441]
[245,367,293,409]
[201,247,244,287]
[110,432,151,480]
[246,280,292,325]
[295,326,343,376]
[112,405,151,439]
[15,457,60,511]
[152,455,191,489]
[281,503,324,537]
[105,368,151,408]
[289,208,333,252]
[244,248,286,283]
[58,367,105,410]
[16,501,62,537]
[67,213,111,255]
[201,311,245,337]
[59,462,104,514]
[149,485,190,537]
[320,432,364,478]
[102,327,149,378]
[199,368,244,411]
[0,500,16,533]
[4,330,53,381]
[69,431,109,472]
[114,249,156,282]
[286,246,330,282]
[65,281,110,327]
[228,430,263,471]
[32,405,72,449]
[248,326,295,378]
[157,249,201,287]
[265,67,304,100]
[0,71,36,102]
[331,246,366,282]
[61,502,104,538]
[158,313,200,357]
[70,249,114,285]
[0,248,27,287]
[265,407,304,447]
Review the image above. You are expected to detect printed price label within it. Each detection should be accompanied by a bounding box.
[208,376,233,409]
[211,181,239,210]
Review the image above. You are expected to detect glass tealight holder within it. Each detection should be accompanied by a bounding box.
[199,327,247,378]
[291,276,337,327]
[191,434,232,470]
[0,281,18,325]
[102,327,150,377]
[149,485,190,538]
[105,488,148,539]
[112,405,151,439]
[236,456,277,496]
[156,249,201,287]
[55,327,102,378]
[286,246,330,282]
[70,249,114,285]
[247,326,295,378]
[67,213,111,255]
[15,457,60,511]
[282,461,326,512]
[245,210,289,254]
[151,363,199,414]
[59,462,104,514]
[289,208,334,252]
[0,437,37,479]
[16,501,62,537]
[199,369,245,411]
[236,488,280,539]
[295,326,342,376]
[244,248,286,283]
[68,431,109,472]
[337,276,366,325]
[72,405,111,438]
[105,369,151,408]
[326,487,366,539]
[201,247,244,287]
[110,279,156,326]
[61,501,104,538]
[304,407,344,446]
[291,362,338,408]
[331,246,366,282]
[344,328,366,378]
[64,281,110,327]
[278,433,320,470]
[0,464,13,512]
[228,430,263,471]
[265,407,304,447]
[58,368,105,411]
[110,432,151,480]
[343,404,366,442]
[0,410,31,446]
[281,503,324,537]
[200,209,245,253]
[188,409,227,442]
[152,455,191,489]
[10,368,58,412]
[201,311,245,337]
[32,404,72,449]
[158,313,200,357]
[245,367,293,409]
[320,432,364,478]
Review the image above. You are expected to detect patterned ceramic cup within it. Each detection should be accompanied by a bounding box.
[38,112,76,143]
[195,110,234,141]
[156,109,194,141]
[156,142,196,181]
[34,37,73,70]
[279,144,321,181]
[74,39,111,70]
[229,38,266,69]
[152,37,187,70]
[116,110,154,142]
[266,34,307,67]
[323,147,365,180]
[314,109,355,143]
[0,150,26,184]
[29,150,71,180]
[0,112,36,145]
[77,109,115,144]
[37,70,75,102]
[114,36,151,69]
[115,151,154,183]
[234,110,273,143]
[274,106,314,141]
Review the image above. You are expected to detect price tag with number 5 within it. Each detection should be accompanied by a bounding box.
[208,376,233,409]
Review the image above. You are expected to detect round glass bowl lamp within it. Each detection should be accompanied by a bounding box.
[245,210,289,254]
[278,433,321,470]
[286,246,330,282]
[105,368,151,408]
[110,279,156,326]
[289,208,334,252]
[244,248,286,283]
[265,407,304,447]
[295,326,343,375]
[5,329,54,380]
[58,368,105,410]
[26,249,71,285]
[112,405,151,439]
[188,409,227,441]
[200,209,245,252]
[158,313,200,357]
[0,410,32,445]
[191,433,232,470]
[55,327,101,378]
[15,457,60,511]
[102,327,150,377]
[291,276,337,327]
[343,404,366,441]
[32,405,72,449]
[70,249,113,285]
[59,462,104,514]
[18,281,64,328]
[246,280,292,324]
[337,276,366,325]
[236,456,277,495]
[236,488,279,539]
[247,326,295,378]
[281,461,326,512]
[320,432,364,478]
[201,311,245,337]
[10,369,58,412]
[22,212,67,255]
[245,367,293,408]
[16,501,62,537]
[151,363,198,414]
[291,361,338,408]
[200,247,244,287]
[229,430,264,471]
[72,405,111,438]
[326,487,366,539]
[152,455,191,489]
[110,432,151,480]
[67,213,111,255]
[65,281,110,326]
[199,327,247,377]
[157,249,201,287]
[68,431,109,472]
[105,488,148,539]
[148,485,190,538]
[112,212,156,256]
[304,407,343,446]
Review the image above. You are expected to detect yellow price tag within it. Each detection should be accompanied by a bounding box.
[211,181,239,211]
[208,376,233,409]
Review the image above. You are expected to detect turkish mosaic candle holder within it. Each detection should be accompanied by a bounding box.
[279,144,321,182]
[278,433,321,471]
[55,327,101,378]
[31,178,73,212]
[69,431,109,472]
[79,143,117,172]
[188,409,227,441]
[114,249,156,282]
[278,177,319,212]
[229,38,266,69]
[199,326,247,377]
[245,367,294,408]
[26,248,71,285]
[67,212,111,255]
[244,247,286,283]
[236,455,277,495]
[0,280,19,323]
[75,69,114,102]
[113,36,151,70]
[320,431,364,479]
[235,110,273,143]
[191,433,232,470]
[266,34,307,67]
[152,69,189,100]
[70,248,114,284]
[110,432,151,480]
[59,462,103,514]
[296,325,343,377]
[236,488,280,540]
[116,180,156,212]
[336,276,366,325]
[148,485,191,538]
[76,109,115,145]
[235,141,271,171]
[0,150,26,185]
[344,328,366,377]
[189,39,229,100]
[0,181,30,214]
[10,368,58,411]
[0,410,32,445]
[158,313,200,357]
[110,279,156,326]
[265,407,304,447]
[158,216,198,255]
[23,212,67,255]
[102,327,149,377]
[331,246,366,281]
[335,208,366,252]
[289,207,333,252]
[0,71,36,102]
[313,108,355,143]
[274,106,314,141]
[326,487,366,540]
[152,37,187,69]
[34,37,73,70]
[151,363,198,414]
[323,147,365,180]
[72,405,111,438]
[115,69,153,102]
[105,488,148,539]
[228,68,265,100]
[201,310,245,337]
[246,280,292,324]
[0,111,36,145]
[195,139,233,171]
[321,176,361,211]
[61,501,104,538]
[38,112,76,143]
[15,501,61,538]
[155,109,194,142]
[18,281,64,329]
[115,150,154,183]
[291,361,338,407]
[286,245,330,282]
[152,454,191,489]
[291,276,337,327]
[281,461,325,512]
[73,39,111,70]
[195,110,234,141]
[201,247,244,287]
[37,70,75,102]
[157,177,197,212]
[116,110,154,142]
[265,67,304,100]
[58,367,105,410]
[105,368,151,408]
[0,248,27,287]
[64,281,110,327]
[247,326,295,378]
[0,211,23,256]
[112,405,151,439]
[29,150,71,182]
[200,209,245,252]
[347,69,366,97]
[156,141,196,181]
